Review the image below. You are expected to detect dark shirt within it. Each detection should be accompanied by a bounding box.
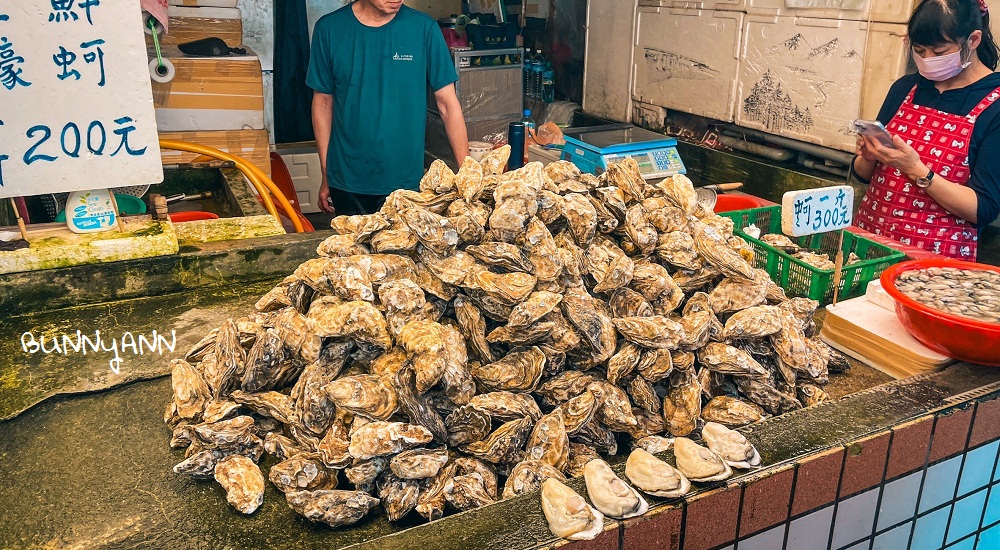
[876,72,1000,229]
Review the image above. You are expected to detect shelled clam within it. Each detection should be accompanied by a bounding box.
[164,150,844,530]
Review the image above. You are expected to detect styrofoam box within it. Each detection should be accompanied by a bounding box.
[168,0,238,7]
[632,8,743,123]
[583,0,637,122]
[735,16,910,152]
[638,0,743,13]
[742,0,920,24]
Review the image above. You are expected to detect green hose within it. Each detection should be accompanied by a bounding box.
[147,16,166,76]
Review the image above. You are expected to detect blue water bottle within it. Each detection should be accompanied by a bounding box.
[507,122,526,171]
[522,50,534,98]
[542,63,555,103]
[531,50,545,100]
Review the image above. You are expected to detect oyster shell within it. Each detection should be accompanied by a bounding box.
[317,233,370,258]
[481,145,511,176]
[323,375,398,421]
[701,422,761,469]
[317,409,354,468]
[525,408,570,470]
[557,388,601,435]
[416,462,457,521]
[583,459,649,519]
[454,456,500,498]
[626,375,661,415]
[613,315,686,349]
[589,380,639,432]
[609,288,654,318]
[798,383,831,407]
[401,207,459,256]
[308,300,393,350]
[566,443,602,478]
[540,478,605,541]
[348,421,434,460]
[345,457,388,486]
[456,156,486,202]
[445,472,496,511]
[502,459,567,499]
[173,449,221,479]
[702,396,768,427]
[269,453,337,493]
[634,435,675,454]
[607,342,643,385]
[694,223,756,281]
[536,371,595,407]
[330,213,391,240]
[606,157,646,202]
[562,192,599,246]
[170,359,210,421]
[285,490,380,528]
[722,305,784,340]
[571,421,618,456]
[445,404,492,446]
[466,242,535,274]
[471,346,546,393]
[468,391,543,421]
[635,348,674,384]
[738,379,802,415]
[677,310,714,351]
[522,218,563,282]
[561,291,617,363]
[214,455,265,514]
[392,366,449,444]
[673,437,732,482]
[453,295,495,364]
[624,448,691,498]
[663,368,701,437]
[655,174,699,215]
[264,433,306,461]
[697,343,769,379]
[462,416,533,463]
[624,204,658,257]
[709,276,768,314]
[230,390,300,425]
[471,270,538,306]
[378,473,422,521]
[508,291,563,328]
[390,447,450,479]
[656,231,701,271]
[398,319,451,393]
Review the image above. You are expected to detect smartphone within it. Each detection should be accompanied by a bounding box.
[851,119,897,149]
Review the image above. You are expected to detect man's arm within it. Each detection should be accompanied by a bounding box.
[434,84,469,164]
[312,91,335,213]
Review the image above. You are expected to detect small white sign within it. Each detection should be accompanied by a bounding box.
[781,185,854,237]
[0,0,162,199]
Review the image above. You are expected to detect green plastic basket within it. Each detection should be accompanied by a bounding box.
[718,205,906,304]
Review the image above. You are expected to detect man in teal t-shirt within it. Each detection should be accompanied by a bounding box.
[307,0,469,215]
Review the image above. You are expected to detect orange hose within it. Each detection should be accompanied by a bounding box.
[158,139,304,233]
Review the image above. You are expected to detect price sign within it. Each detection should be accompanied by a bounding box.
[0,0,161,199]
[781,186,854,237]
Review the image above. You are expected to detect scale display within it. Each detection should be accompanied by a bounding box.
[561,126,687,180]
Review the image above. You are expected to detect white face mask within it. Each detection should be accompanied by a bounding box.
[912,39,973,81]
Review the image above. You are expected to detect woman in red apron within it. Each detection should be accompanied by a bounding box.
[852,0,1000,261]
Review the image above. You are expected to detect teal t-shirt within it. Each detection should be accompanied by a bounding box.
[306,5,458,195]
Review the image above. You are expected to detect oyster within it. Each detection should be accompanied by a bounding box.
[522,218,563,282]
[471,270,537,306]
[390,447,450,479]
[607,342,643,385]
[634,435,675,454]
[173,449,221,479]
[624,448,691,498]
[606,157,646,202]
[655,174,699,215]
[709,276,768,314]
[656,231,701,271]
[345,457,388,487]
[462,416,533,463]
[540,478,605,541]
[264,433,306,461]
[566,443,602,478]
[393,367,449,443]
[323,375,398,421]
[416,462,457,521]
[663,368,701,437]
[453,295,495,363]
[170,359,210,421]
[480,145,511,176]
[456,156,486,202]
[635,348,674,384]
[702,396,767,427]
[330,213,391,240]
[308,300,393,350]
[525,408,570,470]
[613,316,685,349]
[445,405,492,446]
[466,242,534,273]
[205,319,245,398]
[317,233,370,258]
[586,236,633,293]
[269,453,337,493]
[348,421,434,460]
[230,390,299,425]
[445,472,496,511]
[317,409,354,468]
[502,459,567,499]
[562,192,599,246]
[624,204,658,256]
[798,383,831,407]
[471,347,546,393]
[286,490,380,528]
[645,200,688,233]
[398,319,451,393]
[677,310,714,351]
[454,456,500,499]
[583,459,648,519]
[572,421,618,456]
[697,343,768,378]
[214,455,265,514]
[508,291,563,328]
[627,375,660,415]
[589,381,638,432]
[673,437,732,482]
[722,305,784,340]
[468,391,543,421]
[401,207,459,256]
[701,422,761,469]
[609,288,654,318]
[694,223,756,281]
[556,388,601,435]
[561,292,616,363]
[378,473,422,521]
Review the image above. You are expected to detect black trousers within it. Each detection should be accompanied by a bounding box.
[329,187,389,216]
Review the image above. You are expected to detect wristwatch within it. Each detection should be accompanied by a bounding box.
[915,168,935,188]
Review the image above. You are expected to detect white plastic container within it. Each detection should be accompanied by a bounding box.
[735,16,910,152]
[468,141,494,162]
[632,8,744,123]
[65,189,118,234]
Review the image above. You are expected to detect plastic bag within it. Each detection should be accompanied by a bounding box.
[532,122,564,147]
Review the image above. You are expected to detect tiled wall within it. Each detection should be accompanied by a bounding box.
[561,395,1000,550]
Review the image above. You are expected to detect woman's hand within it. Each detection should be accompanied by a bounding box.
[861,134,929,180]
[856,136,877,162]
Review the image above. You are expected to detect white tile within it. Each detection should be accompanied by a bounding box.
[787,505,834,550]
[920,457,962,513]
[844,540,872,550]
[832,488,880,549]
[739,525,785,550]
[878,471,922,530]
[873,522,912,550]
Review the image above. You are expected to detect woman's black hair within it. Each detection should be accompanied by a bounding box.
[909,0,999,70]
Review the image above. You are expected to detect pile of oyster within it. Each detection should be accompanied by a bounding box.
[164,150,848,529]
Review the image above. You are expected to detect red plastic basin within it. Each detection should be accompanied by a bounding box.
[713,195,762,212]
[881,259,1000,366]
[168,211,220,223]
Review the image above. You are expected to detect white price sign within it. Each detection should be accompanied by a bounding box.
[0,0,162,199]
[780,186,854,237]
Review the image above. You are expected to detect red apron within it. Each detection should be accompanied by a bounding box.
[855,84,1000,260]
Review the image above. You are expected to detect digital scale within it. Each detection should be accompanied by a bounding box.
[561,125,686,180]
